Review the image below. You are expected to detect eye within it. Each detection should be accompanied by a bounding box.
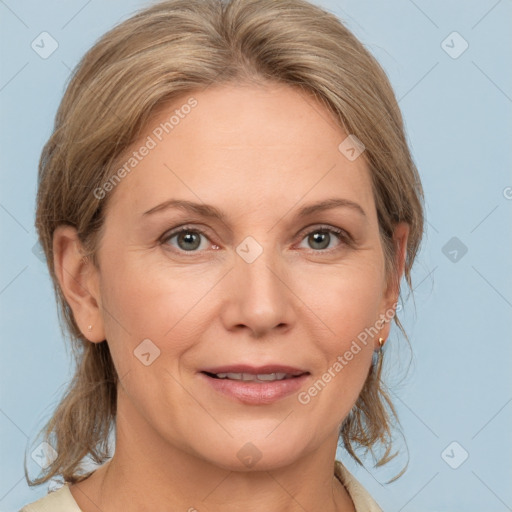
[297,226,350,252]
[161,226,213,253]
[160,224,352,255]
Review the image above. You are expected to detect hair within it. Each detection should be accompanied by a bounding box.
[27,0,424,486]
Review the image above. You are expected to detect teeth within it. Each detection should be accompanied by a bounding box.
[257,372,287,381]
[214,372,290,381]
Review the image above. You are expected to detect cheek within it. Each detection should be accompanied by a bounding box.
[98,256,223,368]
[295,257,385,344]
[292,261,382,412]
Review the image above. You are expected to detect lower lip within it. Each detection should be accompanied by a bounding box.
[199,372,310,405]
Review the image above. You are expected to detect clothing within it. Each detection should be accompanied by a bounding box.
[334,460,383,511]
[19,483,82,512]
[20,460,382,511]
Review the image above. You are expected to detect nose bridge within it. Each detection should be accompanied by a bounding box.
[228,234,291,335]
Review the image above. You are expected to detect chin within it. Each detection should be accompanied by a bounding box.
[193,431,313,473]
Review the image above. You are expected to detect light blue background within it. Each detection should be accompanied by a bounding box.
[1,1,511,511]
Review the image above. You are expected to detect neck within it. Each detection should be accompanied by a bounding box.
[70,395,355,512]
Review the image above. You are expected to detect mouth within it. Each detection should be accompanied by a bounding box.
[199,365,310,404]
[202,371,304,382]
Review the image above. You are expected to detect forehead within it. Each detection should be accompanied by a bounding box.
[105,83,375,219]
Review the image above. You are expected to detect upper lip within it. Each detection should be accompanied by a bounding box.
[201,364,309,376]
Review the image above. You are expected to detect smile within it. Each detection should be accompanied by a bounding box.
[206,372,295,381]
[199,367,310,405]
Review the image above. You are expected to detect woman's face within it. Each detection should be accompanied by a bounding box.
[81,82,407,470]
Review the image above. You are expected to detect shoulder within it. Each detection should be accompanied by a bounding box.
[335,459,383,512]
[19,484,82,512]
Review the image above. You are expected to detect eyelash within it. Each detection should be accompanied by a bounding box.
[159,224,353,256]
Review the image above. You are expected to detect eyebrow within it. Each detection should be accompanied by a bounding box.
[143,197,366,219]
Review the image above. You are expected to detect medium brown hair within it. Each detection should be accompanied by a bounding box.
[27,0,424,485]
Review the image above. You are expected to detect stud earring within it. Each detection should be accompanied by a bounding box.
[87,325,93,332]
[378,337,385,349]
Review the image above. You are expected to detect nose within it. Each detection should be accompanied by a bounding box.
[220,245,294,338]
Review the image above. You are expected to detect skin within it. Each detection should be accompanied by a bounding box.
[54,82,408,511]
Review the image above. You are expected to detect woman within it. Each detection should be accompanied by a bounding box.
[22,0,424,510]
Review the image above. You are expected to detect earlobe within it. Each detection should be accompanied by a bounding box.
[52,225,105,343]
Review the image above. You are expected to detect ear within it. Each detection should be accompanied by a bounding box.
[376,222,410,344]
[52,225,105,343]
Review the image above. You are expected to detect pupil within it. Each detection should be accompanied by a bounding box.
[310,231,329,250]
[179,231,200,251]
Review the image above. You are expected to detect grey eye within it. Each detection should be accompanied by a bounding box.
[307,231,332,250]
[165,229,207,251]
